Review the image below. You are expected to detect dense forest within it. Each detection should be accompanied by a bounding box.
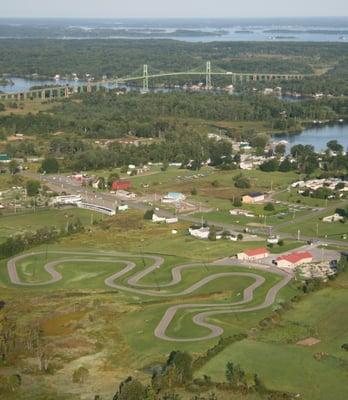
[0,92,347,139]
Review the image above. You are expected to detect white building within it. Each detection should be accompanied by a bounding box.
[189,227,210,240]
[237,247,269,261]
[161,192,186,204]
[152,214,166,223]
[322,213,344,223]
[51,195,82,205]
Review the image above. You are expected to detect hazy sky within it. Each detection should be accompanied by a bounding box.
[1,0,348,18]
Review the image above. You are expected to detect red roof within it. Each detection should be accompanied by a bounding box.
[244,247,269,257]
[277,251,313,264]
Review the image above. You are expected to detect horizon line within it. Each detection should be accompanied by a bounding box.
[1,16,348,19]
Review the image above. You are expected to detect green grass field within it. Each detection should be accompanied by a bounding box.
[274,188,341,208]
[0,208,346,400]
[280,210,348,241]
[0,207,105,243]
[197,270,348,400]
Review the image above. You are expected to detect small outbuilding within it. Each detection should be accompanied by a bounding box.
[242,192,265,204]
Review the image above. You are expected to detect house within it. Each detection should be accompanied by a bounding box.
[267,235,279,244]
[240,162,254,170]
[166,217,179,224]
[237,247,269,261]
[51,195,82,205]
[276,251,313,269]
[229,209,255,218]
[117,204,129,212]
[188,227,210,240]
[322,213,344,223]
[111,180,131,191]
[161,192,186,204]
[0,154,11,163]
[116,190,136,198]
[240,142,252,151]
[152,214,166,223]
[242,192,265,204]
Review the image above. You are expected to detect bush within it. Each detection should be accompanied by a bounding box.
[260,159,279,172]
[232,197,242,207]
[208,226,217,241]
[26,180,41,197]
[191,187,198,195]
[40,157,59,173]
[341,343,348,351]
[144,209,154,220]
[264,202,275,212]
[234,175,251,189]
[113,377,146,400]
[72,367,89,384]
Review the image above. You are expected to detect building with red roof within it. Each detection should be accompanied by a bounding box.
[111,180,131,191]
[237,247,269,261]
[276,251,313,268]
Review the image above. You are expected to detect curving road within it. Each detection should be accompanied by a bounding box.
[7,251,293,342]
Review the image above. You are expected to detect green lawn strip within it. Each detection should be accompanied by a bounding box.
[197,339,348,400]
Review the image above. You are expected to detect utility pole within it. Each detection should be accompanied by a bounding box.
[206,61,212,90]
[143,64,149,93]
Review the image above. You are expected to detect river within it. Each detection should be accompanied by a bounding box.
[276,123,348,153]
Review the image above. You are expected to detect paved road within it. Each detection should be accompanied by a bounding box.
[7,250,293,342]
[22,171,348,246]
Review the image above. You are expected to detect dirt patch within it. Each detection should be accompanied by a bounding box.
[297,337,321,346]
[41,311,86,336]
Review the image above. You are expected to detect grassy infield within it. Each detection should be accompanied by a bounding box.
[0,168,347,399]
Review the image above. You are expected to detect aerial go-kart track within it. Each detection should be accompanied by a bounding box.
[7,250,292,342]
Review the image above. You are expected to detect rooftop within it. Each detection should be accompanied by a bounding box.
[244,247,269,257]
[244,192,264,198]
[277,251,313,264]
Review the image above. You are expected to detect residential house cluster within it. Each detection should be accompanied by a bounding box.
[291,178,348,198]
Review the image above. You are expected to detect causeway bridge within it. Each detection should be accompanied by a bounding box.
[0,61,308,101]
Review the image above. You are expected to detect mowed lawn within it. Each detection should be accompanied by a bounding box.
[280,211,348,241]
[197,271,348,400]
[93,166,298,199]
[0,208,105,243]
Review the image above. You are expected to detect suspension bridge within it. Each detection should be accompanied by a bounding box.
[0,61,309,101]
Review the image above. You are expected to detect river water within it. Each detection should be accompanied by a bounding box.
[276,123,348,153]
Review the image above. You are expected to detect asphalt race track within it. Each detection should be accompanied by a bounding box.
[7,251,293,342]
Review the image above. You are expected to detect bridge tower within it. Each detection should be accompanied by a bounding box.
[143,64,149,93]
[206,61,212,90]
